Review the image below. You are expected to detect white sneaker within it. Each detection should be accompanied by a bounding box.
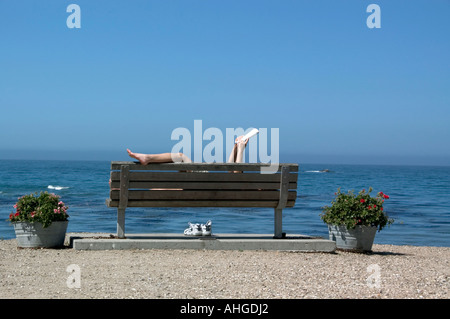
[184,222,202,236]
[201,220,212,236]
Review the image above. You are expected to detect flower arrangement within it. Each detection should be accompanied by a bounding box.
[321,187,393,232]
[8,191,69,228]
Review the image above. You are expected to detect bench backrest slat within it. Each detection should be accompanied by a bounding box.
[110,181,297,190]
[106,200,296,208]
[110,189,297,201]
[111,171,298,182]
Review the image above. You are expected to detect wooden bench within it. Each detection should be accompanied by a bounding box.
[106,161,299,238]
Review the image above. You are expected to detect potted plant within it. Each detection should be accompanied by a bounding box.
[8,191,69,248]
[320,187,393,252]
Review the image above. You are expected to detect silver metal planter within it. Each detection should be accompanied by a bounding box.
[328,224,377,252]
[13,221,68,248]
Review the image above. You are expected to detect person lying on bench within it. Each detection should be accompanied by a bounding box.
[126,135,249,165]
[109,135,250,190]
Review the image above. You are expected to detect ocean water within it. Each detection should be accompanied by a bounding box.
[0,159,449,247]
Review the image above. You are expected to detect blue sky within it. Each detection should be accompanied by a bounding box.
[0,0,449,165]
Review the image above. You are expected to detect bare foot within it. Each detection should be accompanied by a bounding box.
[127,149,151,165]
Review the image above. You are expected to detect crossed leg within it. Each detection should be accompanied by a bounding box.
[227,136,249,164]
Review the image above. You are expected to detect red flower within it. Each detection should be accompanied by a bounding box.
[383,194,389,199]
[14,212,19,217]
[368,205,372,210]
[9,213,13,219]
[360,199,365,203]
[380,207,384,211]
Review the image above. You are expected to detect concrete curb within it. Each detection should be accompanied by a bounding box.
[67,233,336,252]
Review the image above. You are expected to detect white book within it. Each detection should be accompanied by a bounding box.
[237,128,259,143]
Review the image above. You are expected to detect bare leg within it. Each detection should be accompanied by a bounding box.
[227,136,248,163]
[227,136,249,173]
[227,145,237,163]
[127,149,191,165]
[170,152,192,163]
[234,141,247,163]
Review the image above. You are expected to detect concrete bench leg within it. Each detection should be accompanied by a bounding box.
[117,208,126,238]
[274,208,283,238]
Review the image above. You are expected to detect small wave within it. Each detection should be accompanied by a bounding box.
[48,185,69,190]
[305,169,331,173]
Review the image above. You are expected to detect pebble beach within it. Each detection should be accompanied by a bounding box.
[1,238,448,299]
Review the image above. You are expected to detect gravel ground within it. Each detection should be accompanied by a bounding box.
[0,239,448,299]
